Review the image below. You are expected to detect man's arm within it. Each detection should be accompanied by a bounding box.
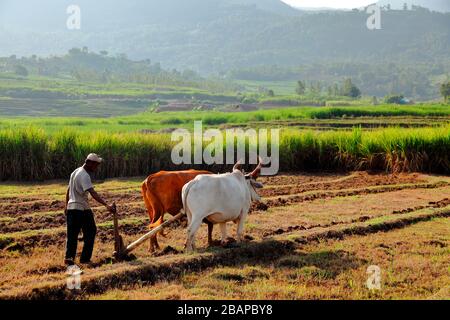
[64,187,69,215]
[87,188,115,213]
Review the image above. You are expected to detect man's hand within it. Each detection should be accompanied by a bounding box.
[64,207,68,216]
[106,203,116,214]
[88,188,113,212]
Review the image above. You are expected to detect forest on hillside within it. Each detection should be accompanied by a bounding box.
[1,1,449,71]
[1,1,449,99]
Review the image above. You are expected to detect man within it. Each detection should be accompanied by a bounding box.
[64,153,116,266]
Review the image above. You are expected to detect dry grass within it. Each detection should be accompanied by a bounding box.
[91,218,449,300]
[0,172,449,300]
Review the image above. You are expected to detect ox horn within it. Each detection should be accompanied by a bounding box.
[233,159,243,171]
[250,156,263,179]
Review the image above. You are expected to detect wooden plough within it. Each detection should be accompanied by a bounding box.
[112,204,185,261]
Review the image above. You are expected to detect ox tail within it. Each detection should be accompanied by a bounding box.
[181,179,196,223]
[141,179,165,232]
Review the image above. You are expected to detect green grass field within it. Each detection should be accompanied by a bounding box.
[1,104,449,134]
[0,75,237,99]
[0,75,239,117]
[1,124,448,181]
[1,74,449,181]
[235,80,298,96]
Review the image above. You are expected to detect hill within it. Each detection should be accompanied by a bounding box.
[0,0,449,99]
[0,0,299,31]
[0,1,448,73]
[377,0,450,12]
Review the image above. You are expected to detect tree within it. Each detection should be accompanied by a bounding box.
[14,65,29,77]
[384,94,405,104]
[341,78,361,98]
[101,69,111,83]
[182,69,198,80]
[295,80,306,95]
[440,82,450,102]
[372,96,378,105]
[309,81,319,95]
[71,69,82,81]
[68,48,82,56]
[327,86,333,97]
[315,81,323,94]
[333,83,340,96]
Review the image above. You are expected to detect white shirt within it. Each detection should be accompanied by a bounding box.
[67,167,94,211]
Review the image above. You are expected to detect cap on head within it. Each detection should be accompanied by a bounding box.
[86,153,103,164]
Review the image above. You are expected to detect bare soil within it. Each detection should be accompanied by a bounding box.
[0,171,449,300]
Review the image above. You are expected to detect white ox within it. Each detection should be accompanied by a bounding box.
[182,159,264,252]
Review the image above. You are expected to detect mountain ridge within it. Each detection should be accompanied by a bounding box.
[377,0,450,12]
[0,0,448,76]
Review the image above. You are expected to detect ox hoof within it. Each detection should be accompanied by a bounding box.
[184,244,196,253]
[220,238,238,248]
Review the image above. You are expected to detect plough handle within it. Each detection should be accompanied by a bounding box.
[112,202,125,254]
[122,212,185,255]
[113,203,119,237]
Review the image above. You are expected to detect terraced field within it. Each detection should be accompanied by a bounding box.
[221,117,450,131]
[0,171,449,300]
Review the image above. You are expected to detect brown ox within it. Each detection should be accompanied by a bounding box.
[142,170,212,252]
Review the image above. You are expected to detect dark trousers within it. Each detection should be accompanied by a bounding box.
[65,209,97,262]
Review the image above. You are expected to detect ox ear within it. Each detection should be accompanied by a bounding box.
[233,159,243,172]
[250,180,264,189]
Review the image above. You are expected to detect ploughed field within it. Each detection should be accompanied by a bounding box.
[0,172,449,300]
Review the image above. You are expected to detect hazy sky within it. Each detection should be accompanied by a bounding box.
[282,0,376,8]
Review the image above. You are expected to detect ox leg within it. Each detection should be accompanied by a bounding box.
[149,235,161,253]
[149,233,155,253]
[186,218,202,252]
[219,223,228,246]
[149,236,155,253]
[236,217,245,242]
[184,213,192,249]
[148,216,163,253]
[154,233,161,250]
[206,221,214,246]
